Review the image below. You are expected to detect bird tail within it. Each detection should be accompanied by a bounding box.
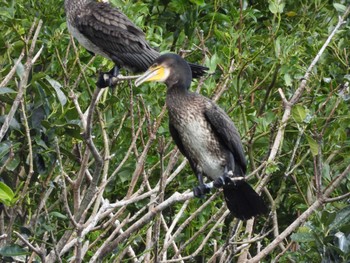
[223,179,268,220]
[187,62,209,79]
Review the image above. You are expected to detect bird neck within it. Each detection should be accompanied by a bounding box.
[166,83,189,98]
[166,84,191,114]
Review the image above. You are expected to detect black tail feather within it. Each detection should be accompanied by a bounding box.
[223,180,268,220]
[187,62,209,79]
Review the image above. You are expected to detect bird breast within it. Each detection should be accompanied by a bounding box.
[169,102,227,180]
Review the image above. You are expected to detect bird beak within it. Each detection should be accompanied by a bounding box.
[135,65,167,87]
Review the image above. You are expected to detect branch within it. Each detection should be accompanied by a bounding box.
[248,163,350,263]
[50,88,105,261]
[97,190,193,260]
[0,19,43,142]
[241,8,350,263]
[325,192,350,203]
[76,88,104,219]
[262,8,349,175]
[0,49,25,88]
[14,231,46,262]
[167,208,229,262]
[161,191,220,257]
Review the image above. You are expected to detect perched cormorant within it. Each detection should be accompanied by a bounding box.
[135,53,268,220]
[64,0,208,87]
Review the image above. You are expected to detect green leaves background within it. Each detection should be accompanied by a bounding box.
[0,0,349,262]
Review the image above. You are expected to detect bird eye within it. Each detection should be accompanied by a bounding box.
[153,63,158,67]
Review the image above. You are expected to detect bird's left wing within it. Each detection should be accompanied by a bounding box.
[204,100,247,175]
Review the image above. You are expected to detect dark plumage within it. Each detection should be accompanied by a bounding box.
[64,0,208,87]
[135,53,268,220]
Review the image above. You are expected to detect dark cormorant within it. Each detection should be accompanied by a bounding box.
[64,0,208,87]
[135,53,268,220]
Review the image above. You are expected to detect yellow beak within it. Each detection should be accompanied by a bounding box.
[135,65,167,87]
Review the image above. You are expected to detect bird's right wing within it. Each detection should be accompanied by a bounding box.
[75,1,159,71]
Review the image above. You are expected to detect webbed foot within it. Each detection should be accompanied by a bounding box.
[193,183,211,198]
[213,171,233,188]
[97,66,119,88]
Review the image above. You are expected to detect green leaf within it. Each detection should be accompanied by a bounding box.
[269,2,278,14]
[292,105,307,123]
[15,60,25,79]
[0,244,28,257]
[266,161,279,174]
[269,0,285,14]
[306,135,319,156]
[291,232,315,242]
[50,211,68,219]
[0,182,15,206]
[330,206,350,231]
[0,115,21,130]
[205,53,219,73]
[321,210,336,226]
[189,0,205,6]
[333,3,347,13]
[284,73,292,87]
[6,155,20,171]
[0,141,11,160]
[286,11,297,17]
[118,168,133,183]
[322,163,331,181]
[46,76,67,106]
[0,87,16,94]
[34,135,49,150]
[0,7,15,19]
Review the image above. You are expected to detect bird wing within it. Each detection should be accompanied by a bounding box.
[169,123,198,173]
[74,1,159,72]
[204,101,247,175]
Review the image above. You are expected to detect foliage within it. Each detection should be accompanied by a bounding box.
[0,0,349,262]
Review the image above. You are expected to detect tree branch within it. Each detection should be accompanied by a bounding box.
[97,190,193,260]
[248,163,350,263]
[0,19,43,142]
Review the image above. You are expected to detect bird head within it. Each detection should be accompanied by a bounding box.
[135,53,192,90]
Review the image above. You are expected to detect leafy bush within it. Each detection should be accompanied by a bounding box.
[0,0,349,262]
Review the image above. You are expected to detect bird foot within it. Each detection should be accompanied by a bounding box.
[96,66,119,88]
[213,172,233,188]
[213,176,226,188]
[193,183,211,198]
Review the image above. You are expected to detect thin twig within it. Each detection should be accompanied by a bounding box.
[14,231,46,262]
[0,20,43,142]
[97,190,194,259]
[0,49,25,88]
[248,163,350,263]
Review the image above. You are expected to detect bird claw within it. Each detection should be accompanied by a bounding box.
[96,66,119,88]
[213,175,226,188]
[193,184,211,198]
[213,172,233,188]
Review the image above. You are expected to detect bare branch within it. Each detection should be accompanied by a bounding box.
[248,163,350,263]
[97,190,194,260]
[14,231,46,262]
[0,19,43,142]
[325,192,350,203]
[0,49,25,88]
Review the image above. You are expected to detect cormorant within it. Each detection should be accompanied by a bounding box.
[64,0,208,87]
[135,53,268,220]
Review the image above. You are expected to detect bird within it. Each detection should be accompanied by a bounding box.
[64,0,208,88]
[135,53,268,220]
